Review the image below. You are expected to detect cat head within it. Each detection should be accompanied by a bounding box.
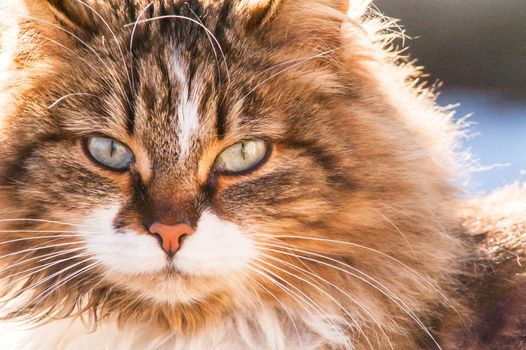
[0,0,466,347]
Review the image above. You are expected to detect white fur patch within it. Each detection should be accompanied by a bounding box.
[82,207,166,275]
[12,209,351,349]
[0,308,350,350]
[174,211,257,277]
[2,207,349,349]
[80,208,256,279]
[172,52,201,160]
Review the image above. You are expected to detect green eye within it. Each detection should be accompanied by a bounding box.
[84,136,134,171]
[215,140,269,175]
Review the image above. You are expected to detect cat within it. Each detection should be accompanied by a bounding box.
[0,0,491,349]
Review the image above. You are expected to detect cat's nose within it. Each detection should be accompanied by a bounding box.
[148,223,195,257]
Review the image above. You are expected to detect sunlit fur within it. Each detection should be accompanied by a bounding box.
[0,0,473,349]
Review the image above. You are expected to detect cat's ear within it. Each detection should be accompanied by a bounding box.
[239,0,358,49]
[13,0,97,34]
[237,0,284,29]
[239,0,351,30]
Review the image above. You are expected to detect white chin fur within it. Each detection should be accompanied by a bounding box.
[81,207,256,278]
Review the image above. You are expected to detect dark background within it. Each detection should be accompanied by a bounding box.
[376,0,526,97]
[375,0,526,193]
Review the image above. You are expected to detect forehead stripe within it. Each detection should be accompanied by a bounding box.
[173,55,200,160]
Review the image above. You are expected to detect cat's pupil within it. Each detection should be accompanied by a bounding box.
[110,141,116,157]
[241,143,247,160]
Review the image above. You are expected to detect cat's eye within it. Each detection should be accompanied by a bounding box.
[84,136,134,171]
[215,140,269,175]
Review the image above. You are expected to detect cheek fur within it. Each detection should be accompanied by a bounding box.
[80,207,257,279]
[175,211,258,277]
[80,206,166,275]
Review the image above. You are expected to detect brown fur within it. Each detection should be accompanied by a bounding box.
[0,0,521,349]
[450,184,526,349]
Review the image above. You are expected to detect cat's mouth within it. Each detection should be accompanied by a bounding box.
[104,264,228,305]
[159,262,188,277]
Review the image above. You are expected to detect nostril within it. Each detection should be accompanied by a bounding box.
[148,222,195,256]
[152,233,163,247]
[178,233,189,247]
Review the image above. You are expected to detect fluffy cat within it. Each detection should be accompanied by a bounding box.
[0,0,519,349]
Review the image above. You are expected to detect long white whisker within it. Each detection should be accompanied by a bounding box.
[0,241,85,261]
[185,4,228,93]
[371,208,416,257]
[252,233,453,308]
[124,15,231,83]
[37,34,117,91]
[255,240,441,349]
[129,1,153,53]
[248,264,347,346]
[240,45,346,104]
[258,249,392,349]
[0,252,93,292]
[0,233,100,245]
[0,218,87,227]
[255,257,369,350]
[242,272,304,350]
[9,257,97,307]
[248,263,352,349]
[0,247,86,276]
[21,15,125,95]
[19,260,101,318]
[0,230,81,234]
[0,235,79,245]
[74,0,133,103]
[128,1,154,93]
[48,93,99,109]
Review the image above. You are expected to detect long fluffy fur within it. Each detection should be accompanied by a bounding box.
[0,1,515,349]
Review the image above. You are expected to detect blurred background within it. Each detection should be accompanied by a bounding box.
[375,0,526,194]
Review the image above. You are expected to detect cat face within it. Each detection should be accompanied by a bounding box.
[0,0,466,347]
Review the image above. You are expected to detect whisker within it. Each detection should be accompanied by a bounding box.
[240,45,348,104]
[371,208,416,257]
[37,247,87,262]
[248,265,316,318]
[258,249,393,349]
[37,34,117,92]
[0,241,85,261]
[255,257,370,350]
[185,4,228,94]
[248,264,343,341]
[0,252,93,292]
[128,1,154,92]
[124,15,231,83]
[0,256,93,313]
[242,272,304,350]
[245,274,304,349]
[48,93,100,109]
[255,240,441,349]
[129,1,153,53]
[17,260,101,319]
[0,218,87,227]
[9,257,98,305]
[248,263,352,349]
[73,0,133,104]
[0,231,102,242]
[0,247,86,276]
[252,233,454,309]
[20,15,125,95]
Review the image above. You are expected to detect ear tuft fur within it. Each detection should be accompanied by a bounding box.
[238,0,282,30]
[16,0,96,33]
[41,0,95,31]
[240,0,350,31]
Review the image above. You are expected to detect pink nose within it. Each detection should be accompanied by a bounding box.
[149,223,195,257]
